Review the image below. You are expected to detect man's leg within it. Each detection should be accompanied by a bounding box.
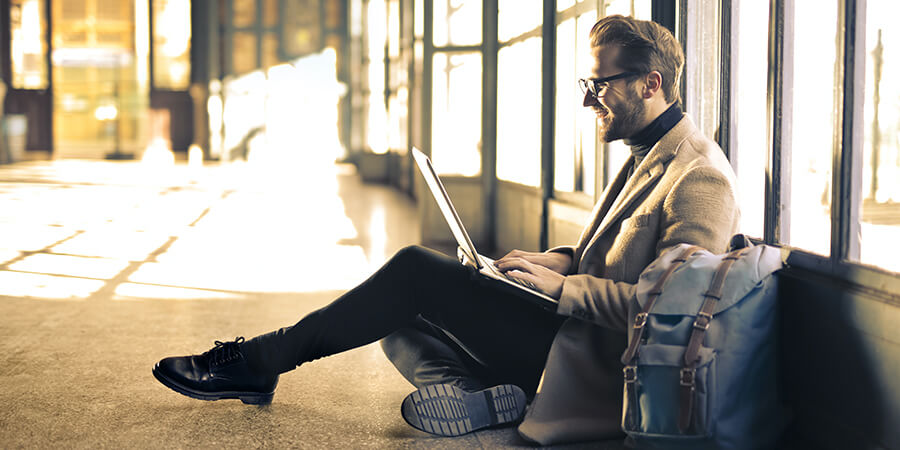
[240,245,562,383]
[380,317,493,394]
[154,245,561,408]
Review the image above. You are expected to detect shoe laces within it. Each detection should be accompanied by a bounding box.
[208,336,245,366]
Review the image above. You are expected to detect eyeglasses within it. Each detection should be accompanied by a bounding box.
[578,72,640,98]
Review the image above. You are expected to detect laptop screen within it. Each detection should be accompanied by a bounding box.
[412,148,482,268]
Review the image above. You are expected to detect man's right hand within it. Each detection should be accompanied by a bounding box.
[494,249,572,275]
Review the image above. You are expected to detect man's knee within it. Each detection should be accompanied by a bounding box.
[380,330,405,363]
[391,245,429,263]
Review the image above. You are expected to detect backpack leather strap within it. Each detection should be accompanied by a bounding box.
[677,247,751,432]
[621,245,703,366]
[620,245,702,428]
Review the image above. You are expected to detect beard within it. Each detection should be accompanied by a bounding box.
[598,89,646,142]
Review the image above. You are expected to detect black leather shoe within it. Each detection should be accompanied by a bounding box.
[401,384,527,436]
[152,337,278,405]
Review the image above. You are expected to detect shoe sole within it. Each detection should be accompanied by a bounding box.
[401,384,527,437]
[152,364,274,405]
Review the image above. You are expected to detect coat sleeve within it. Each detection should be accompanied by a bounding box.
[554,165,739,331]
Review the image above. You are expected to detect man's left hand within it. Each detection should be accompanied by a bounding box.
[493,256,565,299]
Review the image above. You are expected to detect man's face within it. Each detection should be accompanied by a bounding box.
[583,45,646,142]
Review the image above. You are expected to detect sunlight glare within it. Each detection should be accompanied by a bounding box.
[8,253,130,280]
[0,270,103,300]
[113,282,243,301]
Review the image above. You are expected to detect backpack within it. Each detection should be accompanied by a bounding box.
[620,236,787,449]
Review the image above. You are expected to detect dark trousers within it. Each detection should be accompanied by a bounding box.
[242,245,564,397]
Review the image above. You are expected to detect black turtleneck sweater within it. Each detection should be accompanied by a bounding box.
[624,103,683,177]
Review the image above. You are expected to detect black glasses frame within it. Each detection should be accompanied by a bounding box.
[578,71,641,97]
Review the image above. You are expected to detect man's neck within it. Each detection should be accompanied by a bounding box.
[624,103,682,156]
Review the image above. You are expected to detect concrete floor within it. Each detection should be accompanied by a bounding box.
[0,159,623,449]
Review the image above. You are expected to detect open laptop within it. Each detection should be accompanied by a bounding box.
[412,147,560,312]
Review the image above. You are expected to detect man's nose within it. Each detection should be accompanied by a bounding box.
[583,91,599,107]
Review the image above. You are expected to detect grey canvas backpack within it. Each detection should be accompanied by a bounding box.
[620,236,787,449]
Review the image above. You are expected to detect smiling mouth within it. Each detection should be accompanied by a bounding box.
[594,105,610,119]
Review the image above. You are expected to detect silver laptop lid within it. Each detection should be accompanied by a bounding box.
[412,148,485,270]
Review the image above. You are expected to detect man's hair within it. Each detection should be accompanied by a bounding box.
[589,15,684,104]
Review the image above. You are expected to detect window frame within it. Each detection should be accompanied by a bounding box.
[550,0,602,206]
[739,0,899,289]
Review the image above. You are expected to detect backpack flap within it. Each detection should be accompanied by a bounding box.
[634,244,783,317]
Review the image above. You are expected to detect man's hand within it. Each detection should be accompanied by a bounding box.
[493,250,571,300]
[495,250,572,275]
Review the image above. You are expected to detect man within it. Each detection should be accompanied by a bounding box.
[153,15,739,445]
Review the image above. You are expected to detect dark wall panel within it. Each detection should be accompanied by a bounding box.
[779,270,900,449]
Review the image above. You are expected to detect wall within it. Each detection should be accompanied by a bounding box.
[780,269,900,449]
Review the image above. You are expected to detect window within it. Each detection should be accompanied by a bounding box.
[366,0,388,154]
[496,0,542,186]
[432,52,482,176]
[431,0,482,176]
[787,0,839,256]
[733,0,769,239]
[554,5,600,196]
[554,1,651,197]
[858,0,900,272]
[10,0,48,90]
[433,0,481,47]
[498,0,541,42]
[232,32,258,75]
[683,0,721,140]
[497,37,542,186]
[152,0,191,90]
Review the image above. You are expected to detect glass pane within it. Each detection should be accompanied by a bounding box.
[96,0,127,21]
[859,0,900,272]
[232,0,256,28]
[498,0,541,42]
[604,0,650,18]
[575,12,598,195]
[733,0,768,240]
[263,0,278,27]
[432,52,482,176]
[683,0,720,139]
[388,0,400,58]
[284,0,321,56]
[788,0,838,255]
[367,0,388,154]
[557,0,576,12]
[497,37,542,186]
[232,32,258,74]
[262,33,279,68]
[555,18,577,192]
[10,0,49,90]
[433,0,482,47]
[414,0,424,38]
[152,0,191,90]
[52,1,147,156]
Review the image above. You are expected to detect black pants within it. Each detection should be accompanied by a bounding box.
[242,245,564,397]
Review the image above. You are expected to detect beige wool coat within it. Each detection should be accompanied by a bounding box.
[517,114,741,445]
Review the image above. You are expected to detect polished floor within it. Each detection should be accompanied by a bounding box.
[0,158,621,448]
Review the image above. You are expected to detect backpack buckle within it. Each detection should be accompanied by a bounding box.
[680,368,696,387]
[634,312,648,329]
[623,365,638,383]
[693,311,713,330]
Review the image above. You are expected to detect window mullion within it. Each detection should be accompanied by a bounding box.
[765,0,792,245]
[831,0,865,261]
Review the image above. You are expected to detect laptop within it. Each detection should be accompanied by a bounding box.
[412,147,560,312]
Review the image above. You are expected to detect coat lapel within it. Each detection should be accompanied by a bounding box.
[578,115,694,261]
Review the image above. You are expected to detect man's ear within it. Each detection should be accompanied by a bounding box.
[642,71,663,99]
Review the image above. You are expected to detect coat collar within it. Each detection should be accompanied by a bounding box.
[578,114,697,260]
